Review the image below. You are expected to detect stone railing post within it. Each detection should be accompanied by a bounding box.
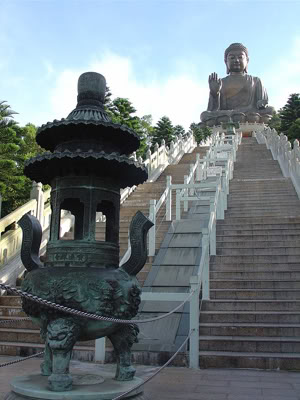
[161,139,166,164]
[148,199,156,256]
[202,231,210,300]
[166,176,172,221]
[30,182,44,227]
[184,175,188,212]
[189,164,194,196]
[189,275,200,369]
[146,149,151,175]
[154,143,159,169]
[176,189,181,220]
[95,337,106,363]
[196,154,201,181]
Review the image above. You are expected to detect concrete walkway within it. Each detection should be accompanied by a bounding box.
[1,357,300,400]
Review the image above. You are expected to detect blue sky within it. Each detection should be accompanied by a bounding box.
[1,0,300,129]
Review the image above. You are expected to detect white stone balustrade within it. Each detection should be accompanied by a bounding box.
[256,127,300,199]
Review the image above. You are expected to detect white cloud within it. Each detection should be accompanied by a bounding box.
[49,52,208,130]
[47,38,300,130]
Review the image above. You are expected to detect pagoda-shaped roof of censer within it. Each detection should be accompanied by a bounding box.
[24,72,147,188]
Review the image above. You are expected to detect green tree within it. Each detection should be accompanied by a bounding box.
[0,103,45,217]
[152,116,175,147]
[280,93,300,133]
[109,98,142,133]
[139,115,154,159]
[108,97,151,159]
[287,118,300,143]
[0,100,17,128]
[174,124,186,137]
[268,112,282,132]
[189,123,211,145]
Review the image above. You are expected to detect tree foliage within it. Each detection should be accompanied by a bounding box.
[287,118,300,143]
[152,116,175,148]
[174,124,186,137]
[280,93,300,133]
[268,112,282,132]
[0,102,44,217]
[189,123,212,145]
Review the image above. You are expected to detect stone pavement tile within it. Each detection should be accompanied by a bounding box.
[2,358,300,400]
[292,383,300,392]
[227,396,264,400]
[229,380,293,389]
[263,397,300,400]
[195,384,263,396]
[146,392,228,400]
[262,388,299,397]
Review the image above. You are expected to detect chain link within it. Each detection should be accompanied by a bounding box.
[0,351,44,368]
[0,283,194,325]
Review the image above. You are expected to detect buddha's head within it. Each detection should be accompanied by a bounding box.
[224,43,249,74]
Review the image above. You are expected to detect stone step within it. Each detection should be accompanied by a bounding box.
[217,229,300,236]
[198,350,300,370]
[0,327,97,347]
[209,288,300,300]
[0,296,22,307]
[0,317,34,329]
[211,270,300,280]
[199,323,300,337]
[0,327,43,344]
[202,299,300,311]
[224,211,300,218]
[216,240,300,248]
[199,335,300,353]
[0,340,96,360]
[227,202,300,210]
[226,204,300,212]
[211,255,300,263]
[210,279,300,289]
[217,216,300,224]
[210,261,300,271]
[0,306,25,317]
[216,247,300,256]
[217,233,300,241]
[200,311,300,324]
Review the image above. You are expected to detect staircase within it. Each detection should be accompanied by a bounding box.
[0,148,205,359]
[200,137,300,370]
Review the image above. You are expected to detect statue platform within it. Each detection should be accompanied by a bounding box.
[211,122,267,137]
[5,370,144,400]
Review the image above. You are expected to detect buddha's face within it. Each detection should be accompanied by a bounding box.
[226,50,248,73]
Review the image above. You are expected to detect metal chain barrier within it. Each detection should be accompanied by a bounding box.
[0,283,195,325]
[0,351,44,368]
[112,330,193,400]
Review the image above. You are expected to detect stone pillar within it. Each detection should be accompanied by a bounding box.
[30,182,44,228]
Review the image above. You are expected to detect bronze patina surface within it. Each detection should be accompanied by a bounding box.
[14,72,153,394]
[200,43,275,126]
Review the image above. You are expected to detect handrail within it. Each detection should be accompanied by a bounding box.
[0,199,37,235]
[256,127,300,199]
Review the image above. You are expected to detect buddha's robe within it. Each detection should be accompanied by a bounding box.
[201,74,274,124]
[208,74,268,112]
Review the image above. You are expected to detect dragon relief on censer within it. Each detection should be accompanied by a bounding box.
[16,71,153,393]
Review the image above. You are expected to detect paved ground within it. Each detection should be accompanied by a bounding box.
[1,356,300,399]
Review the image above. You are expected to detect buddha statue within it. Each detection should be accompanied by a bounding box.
[200,43,275,126]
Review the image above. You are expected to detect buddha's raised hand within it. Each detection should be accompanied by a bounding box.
[209,73,222,96]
